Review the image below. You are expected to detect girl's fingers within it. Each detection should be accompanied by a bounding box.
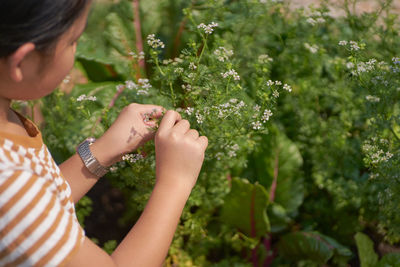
[173,119,190,134]
[186,129,199,139]
[198,136,208,150]
[141,105,165,119]
[158,110,182,131]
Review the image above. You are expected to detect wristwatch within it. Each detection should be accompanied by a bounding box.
[77,137,108,177]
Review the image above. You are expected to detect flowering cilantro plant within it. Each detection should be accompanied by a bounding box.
[36,0,400,265]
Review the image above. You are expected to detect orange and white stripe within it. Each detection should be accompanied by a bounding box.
[0,114,84,267]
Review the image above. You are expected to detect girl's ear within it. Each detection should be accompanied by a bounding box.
[7,43,36,82]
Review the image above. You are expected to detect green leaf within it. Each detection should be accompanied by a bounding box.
[278,231,336,264]
[378,253,400,267]
[273,133,304,215]
[267,203,292,233]
[76,1,136,80]
[220,178,270,238]
[355,232,379,267]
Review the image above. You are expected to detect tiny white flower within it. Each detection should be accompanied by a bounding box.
[266,80,274,87]
[189,62,197,70]
[252,121,262,130]
[125,80,138,90]
[262,109,273,122]
[195,111,204,124]
[349,41,360,51]
[77,94,97,102]
[198,22,219,34]
[283,84,292,92]
[304,43,319,54]
[306,17,317,25]
[138,51,145,60]
[221,69,240,80]
[77,94,86,102]
[346,62,355,69]
[147,34,165,49]
[185,107,194,116]
[174,67,184,74]
[338,40,348,46]
[214,47,234,62]
[365,95,380,103]
[258,54,273,63]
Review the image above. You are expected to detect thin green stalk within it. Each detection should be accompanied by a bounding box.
[155,56,165,76]
[225,77,231,94]
[390,126,400,142]
[169,82,176,106]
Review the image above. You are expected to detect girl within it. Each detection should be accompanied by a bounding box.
[0,0,208,266]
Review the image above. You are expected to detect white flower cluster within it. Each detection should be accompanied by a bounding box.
[259,0,283,3]
[77,94,97,102]
[189,62,197,70]
[122,153,144,164]
[214,47,234,62]
[221,69,240,80]
[162,57,184,65]
[129,51,145,60]
[262,109,273,122]
[266,80,292,93]
[363,139,394,165]
[137,78,151,95]
[215,142,240,160]
[306,17,326,26]
[227,144,240,158]
[258,54,274,64]
[251,108,273,130]
[122,79,151,95]
[174,67,184,74]
[338,40,362,51]
[365,95,380,103]
[125,80,138,90]
[305,10,328,26]
[195,111,204,124]
[197,22,218,34]
[178,106,208,124]
[215,98,246,119]
[184,107,194,116]
[181,84,192,92]
[392,57,400,65]
[372,75,389,87]
[147,34,165,49]
[304,43,319,54]
[348,59,377,76]
[251,121,263,130]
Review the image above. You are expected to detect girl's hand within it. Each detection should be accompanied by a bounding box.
[92,103,164,167]
[155,110,208,191]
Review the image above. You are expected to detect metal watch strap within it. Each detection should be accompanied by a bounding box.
[77,138,108,177]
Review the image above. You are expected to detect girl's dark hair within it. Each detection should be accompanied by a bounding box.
[0,0,90,58]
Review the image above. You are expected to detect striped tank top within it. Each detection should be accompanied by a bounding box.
[0,113,84,266]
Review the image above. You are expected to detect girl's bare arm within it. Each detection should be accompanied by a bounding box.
[66,110,208,267]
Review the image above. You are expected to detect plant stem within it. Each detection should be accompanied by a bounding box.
[169,82,176,106]
[390,126,400,142]
[225,77,231,94]
[269,149,280,202]
[197,36,208,65]
[155,57,165,76]
[133,0,145,77]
